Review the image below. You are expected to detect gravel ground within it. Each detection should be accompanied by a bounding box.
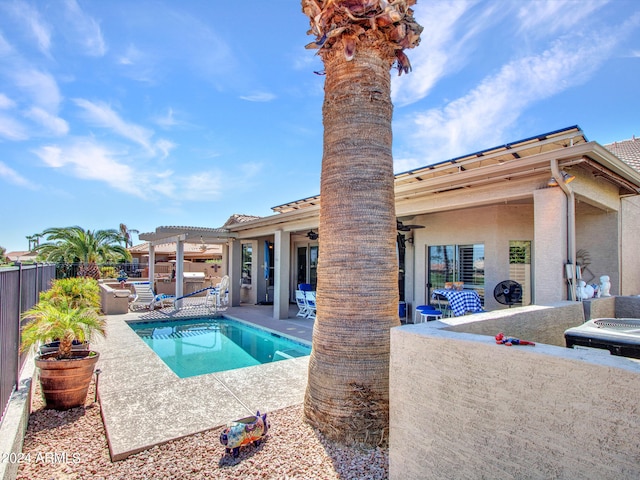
[17,382,389,479]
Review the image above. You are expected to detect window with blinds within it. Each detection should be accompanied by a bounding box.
[427,244,485,302]
[509,240,531,306]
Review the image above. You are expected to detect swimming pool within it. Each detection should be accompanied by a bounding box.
[128,317,311,378]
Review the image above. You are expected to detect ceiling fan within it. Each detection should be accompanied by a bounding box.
[306,230,319,240]
[396,220,425,232]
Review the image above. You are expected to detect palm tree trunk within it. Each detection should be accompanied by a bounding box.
[304,39,399,445]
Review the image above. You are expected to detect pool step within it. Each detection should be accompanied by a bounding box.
[139,327,219,340]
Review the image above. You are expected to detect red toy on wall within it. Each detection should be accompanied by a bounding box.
[495,332,535,346]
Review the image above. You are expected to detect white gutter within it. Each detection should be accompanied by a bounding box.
[550,159,576,301]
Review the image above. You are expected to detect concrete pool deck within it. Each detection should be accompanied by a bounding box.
[93,303,314,460]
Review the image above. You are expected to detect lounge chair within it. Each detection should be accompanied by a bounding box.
[130,282,174,311]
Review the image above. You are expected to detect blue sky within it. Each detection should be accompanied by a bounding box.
[1,0,639,253]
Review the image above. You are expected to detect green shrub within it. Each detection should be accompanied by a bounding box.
[100,266,117,279]
[40,277,101,313]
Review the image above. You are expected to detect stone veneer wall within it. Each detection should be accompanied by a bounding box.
[389,326,640,480]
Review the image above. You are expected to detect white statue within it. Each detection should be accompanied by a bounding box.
[599,275,611,297]
[576,280,594,300]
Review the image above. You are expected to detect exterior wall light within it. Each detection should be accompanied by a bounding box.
[548,171,576,187]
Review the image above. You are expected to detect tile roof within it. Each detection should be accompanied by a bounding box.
[222,214,262,227]
[5,251,38,262]
[604,135,640,173]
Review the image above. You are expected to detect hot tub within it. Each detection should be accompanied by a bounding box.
[564,318,640,359]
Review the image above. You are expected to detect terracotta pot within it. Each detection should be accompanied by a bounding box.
[35,351,100,410]
[38,341,89,355]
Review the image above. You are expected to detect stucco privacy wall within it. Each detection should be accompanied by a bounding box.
[442,301,584,346]
[581,295,640,320]
[389,326,640,480]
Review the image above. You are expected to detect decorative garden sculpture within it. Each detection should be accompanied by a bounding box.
[220,411,269,458]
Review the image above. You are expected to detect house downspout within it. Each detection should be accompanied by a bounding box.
[550,159,576,301]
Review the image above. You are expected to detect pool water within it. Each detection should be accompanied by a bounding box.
[128,317,311,378]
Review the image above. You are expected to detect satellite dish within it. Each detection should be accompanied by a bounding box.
[493,280,523,307]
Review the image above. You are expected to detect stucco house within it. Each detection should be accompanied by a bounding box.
[140,125,640,320]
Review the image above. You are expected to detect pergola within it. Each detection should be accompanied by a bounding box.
[138,226,236,305]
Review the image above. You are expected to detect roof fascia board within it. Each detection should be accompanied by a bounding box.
[581,143,640,187]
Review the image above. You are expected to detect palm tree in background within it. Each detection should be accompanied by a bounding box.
[36,226,131,279]
[26,233,43,251]
[119,223,139,248]
[301,0,422,445]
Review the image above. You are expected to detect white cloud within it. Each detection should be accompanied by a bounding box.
[73,99,154,151]
[115,44,157,84]
[0,114,28,140]
[31,136,222,202]
[239,92,277,102]
[25,107,69,136]
[0,32,13,56]
[392,0,505,106]
[154,108,179,128]
[517,0,609,36]
[402,28,622,167]
[179,172,223,201]
[0,94,16,109]
[0,160,36,188]
[34,140,143,197]
[117,44,140,66]
[155,138,176,159]
[62,0,107,56]
[5,0,52,56]
[11,68,62,112]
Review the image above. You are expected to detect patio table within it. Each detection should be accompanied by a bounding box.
[432,288,483,317]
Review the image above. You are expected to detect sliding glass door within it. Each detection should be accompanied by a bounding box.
[427,244,485,303]
[296,245,318,290]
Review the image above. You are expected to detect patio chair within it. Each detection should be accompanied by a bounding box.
[295,290,309,317]
[433,293,452,317]
[130,282,174,311]
[304,291,316,320]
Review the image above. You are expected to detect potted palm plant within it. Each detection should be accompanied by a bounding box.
[21,277,106,410]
